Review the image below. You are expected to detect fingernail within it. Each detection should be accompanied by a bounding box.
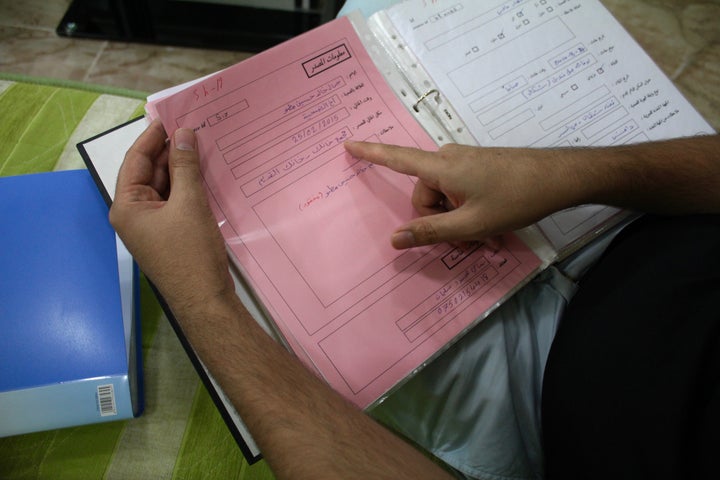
[174,128,196,151]
[391,230,415,249]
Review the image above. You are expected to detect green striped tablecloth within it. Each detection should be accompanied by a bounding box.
[0,74,275,480]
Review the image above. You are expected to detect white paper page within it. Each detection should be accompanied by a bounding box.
[116,236,135,361]
[83,118,149,201]
[379,0,714,250]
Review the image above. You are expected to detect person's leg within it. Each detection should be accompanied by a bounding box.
[372,266,576,479]
[542,214,720,479]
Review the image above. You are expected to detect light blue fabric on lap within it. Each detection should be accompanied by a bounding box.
[370,266,574,480]
[368,229,624,480]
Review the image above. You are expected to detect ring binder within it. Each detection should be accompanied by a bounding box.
[413,88,439,112]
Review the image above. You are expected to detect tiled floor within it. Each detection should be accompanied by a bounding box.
[1,0,718,127]
[0,0,254,93]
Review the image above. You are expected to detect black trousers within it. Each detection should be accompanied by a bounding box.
[542,214,720,479]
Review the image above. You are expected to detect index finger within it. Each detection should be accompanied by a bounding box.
[116,120,167,193]
[344,140,439,178]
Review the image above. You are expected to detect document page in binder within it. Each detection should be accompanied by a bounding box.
[152,15,542,408]
[380,0,714,250]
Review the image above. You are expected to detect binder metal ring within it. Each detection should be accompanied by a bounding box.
[413,88,439,112]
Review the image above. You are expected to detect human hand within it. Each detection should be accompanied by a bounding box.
[344,141,579,249]
[110,121,235,317]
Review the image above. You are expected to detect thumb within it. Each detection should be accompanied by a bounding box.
[169,128,204,200]
[390,208,484,249]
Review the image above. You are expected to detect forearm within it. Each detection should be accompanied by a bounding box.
[172,294,453,480]
[557,134,720,215]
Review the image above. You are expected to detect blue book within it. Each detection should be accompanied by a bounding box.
[0,169,143,436]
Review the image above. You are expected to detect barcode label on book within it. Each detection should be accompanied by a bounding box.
[97,384,117,417]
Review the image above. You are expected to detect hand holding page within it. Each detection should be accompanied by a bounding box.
[150,15,541,408]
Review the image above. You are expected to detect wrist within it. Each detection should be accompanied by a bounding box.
[152,266,238,323]
[176,286,242,323]
[524,147,592,215]
[169,287,255,356]
[558,145,639,210]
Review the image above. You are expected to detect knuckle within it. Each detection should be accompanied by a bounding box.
[415,220,440,245]
[171,150,197,167]
[437,143,461,157]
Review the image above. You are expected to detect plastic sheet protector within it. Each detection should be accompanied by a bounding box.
[379,0,714,252]
[151,16,541,407]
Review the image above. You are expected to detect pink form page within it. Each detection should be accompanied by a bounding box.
[153,16,541,408]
